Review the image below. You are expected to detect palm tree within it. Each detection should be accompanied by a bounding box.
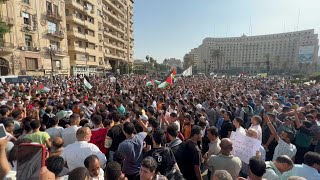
[211,49,223,73]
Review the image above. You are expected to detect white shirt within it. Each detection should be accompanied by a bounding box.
[173,121,180,132]
[90,168,104,180]
[250,124,262,141]
[61,141,106,171]
[235,127,246,136]
[46,126,63,139]
[61,125,80,147]
[273,138,297,161]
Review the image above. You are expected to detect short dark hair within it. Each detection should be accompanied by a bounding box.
[70,113,80,122]
[304,151,320,166]
[235,117,244,126]
[275,155,294,166]
[284,130,295,142]
[11,109,22,119]
[249,157,266,177]
[190,125,202,137]
[147,107,155,115]
[105,161,122,180]
[167,123,179,137]
[123,122,135,135]
[46,156,65,176]
[84,155,99,168]
[148,117,159,129]
[68,167,90,180]
[207,126,219,137]
[0,108,9,116]
[112,112,121,122]
[141,156,157,173]
[30,120,41,129]
[92,115,103,126]
[152,128,165,145]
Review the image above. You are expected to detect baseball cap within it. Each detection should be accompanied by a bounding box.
[139,114,148,121]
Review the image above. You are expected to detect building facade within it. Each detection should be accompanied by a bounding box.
[65,0,134,76]
[183,48,198,69]
[0,0,70,76]
[165,58,182,69]
[0,0,134,76]
[195,29,319,74]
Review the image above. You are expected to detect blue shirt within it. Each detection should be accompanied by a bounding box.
[118,132,147,175]
[281,164,320,180]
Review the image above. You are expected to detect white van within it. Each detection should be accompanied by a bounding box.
[0,75,32,83]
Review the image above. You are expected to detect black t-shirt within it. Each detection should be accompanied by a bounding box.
[183,140,201,180]
[106,124,126,152]
[145,147,176,176]
[220,120,233,138]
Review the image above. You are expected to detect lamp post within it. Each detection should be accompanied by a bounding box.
[48,45,55,82]
[203,59,207,75]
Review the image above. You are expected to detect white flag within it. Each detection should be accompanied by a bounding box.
[182,66,192,76]
[84,78,93,90]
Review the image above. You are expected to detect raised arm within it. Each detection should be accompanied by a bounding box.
[263,114,280,142]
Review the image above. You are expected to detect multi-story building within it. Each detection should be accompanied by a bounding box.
[195,29,319,74]
[165,58,182,69]
[133,59,145,74]
[183,48,198,69]
[65,0,134,75]
[0,0,70,76]
[0,0,134,76]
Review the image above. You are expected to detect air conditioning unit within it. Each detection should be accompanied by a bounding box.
[34,47,40,51]
[20,46,26,51]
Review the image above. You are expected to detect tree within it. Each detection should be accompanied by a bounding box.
[0,0,11,44]
[210,49,223,72]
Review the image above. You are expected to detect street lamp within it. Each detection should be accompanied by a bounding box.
[48,45,55,81]
[203,59,207,75]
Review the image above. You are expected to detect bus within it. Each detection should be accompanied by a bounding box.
[0,75,33,83]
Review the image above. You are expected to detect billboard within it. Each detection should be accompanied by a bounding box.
[298,45,314,63]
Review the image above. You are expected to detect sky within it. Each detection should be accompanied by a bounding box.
[133,0,320,63]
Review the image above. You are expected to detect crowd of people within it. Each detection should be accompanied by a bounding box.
[0,74,320,180]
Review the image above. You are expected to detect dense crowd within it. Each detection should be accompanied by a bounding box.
[0,75,320,180]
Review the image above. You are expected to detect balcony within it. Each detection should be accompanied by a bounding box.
[21,25,35,33]
[102,6,125,25]
[46,30,65,39]
[103,19,125,34]
[103,31,124,43]
[105,0,124,16]
[67,30,87,40]
[66,15,85,26]
[0,42,14,56]
[46,11,63,22]
[1,16,14,26]
[53,49,68,56]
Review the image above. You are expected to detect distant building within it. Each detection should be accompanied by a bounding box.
[183,48,198,69]
[191,29,319,74]
[133,59,145,73]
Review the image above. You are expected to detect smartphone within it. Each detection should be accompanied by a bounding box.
[16,143,47,180]
[0,124,6,139]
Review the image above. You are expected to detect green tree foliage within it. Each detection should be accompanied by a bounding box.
[0,0,11,43]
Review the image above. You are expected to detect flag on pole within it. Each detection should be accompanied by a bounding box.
[158,69,175,88]
[182,66,192,76]
[83,78,93,90]
[34,84,50,94]
[158,81,169,89]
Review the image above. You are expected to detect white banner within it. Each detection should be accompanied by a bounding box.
[230,132,261,164]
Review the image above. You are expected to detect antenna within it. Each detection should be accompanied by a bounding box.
[250,16,253,36]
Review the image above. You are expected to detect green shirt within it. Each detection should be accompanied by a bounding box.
[25,131,50,145]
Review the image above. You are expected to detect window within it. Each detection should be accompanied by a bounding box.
[53,60,61,70]
[22,0,30,4]
[66,24,70,31]
[25,35,32,49]
[47,1,52,13]
[86,29,94,36]
[66,9,70,16]
[22,12,30,25]
[25,58,38,70]
[48,21,57,33]
[86,42,95,49]
[50,41,60,49]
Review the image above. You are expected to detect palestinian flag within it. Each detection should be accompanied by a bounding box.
[146,80,161,87]
[34,84,50,94]
[158,69,175,88]
[83,78,93,90]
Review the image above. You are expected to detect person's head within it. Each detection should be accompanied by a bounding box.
[68,167,90,180]
[220,138,233,155]
[52,137,64,150]
[11,109,22,119]
[167,123,179,141]
[140,156,157,180]
[45,106,53,114]
[232,117,243,128]
[114,150,126,167]
[248,157,266,178]
[279,130,295,143]
[123,122,135,137]
[91,115,103,127]
[0,107,10,117]
[76,127,92,142]
[146,107,155,117]
[190,125,202,142]
[304,151,320,171]
[70,113,81,125]
[212,170,233,180]
[287,176,307,180]
[274,155,294,173]
[152,128,165,146]
[251,115,262,125]
[84,155,101,178]
[3,120,14,133]
[105,161,126,180]
[148,117,159,130]
[170,112,177,122]
[30,120,41,130]
[45,156,65,177]
[112,112,121,123]
[246,128,259,139]
[207,126,219,141]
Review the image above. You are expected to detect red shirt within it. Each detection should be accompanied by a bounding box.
[89,128,108,154]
